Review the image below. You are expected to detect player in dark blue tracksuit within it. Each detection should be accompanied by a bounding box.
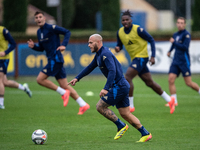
[69,34,152,142]
[27,11,90,114]
[167,17,200,106]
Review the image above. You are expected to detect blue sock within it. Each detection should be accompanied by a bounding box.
[138,126,149,136]
[114,118,126,131]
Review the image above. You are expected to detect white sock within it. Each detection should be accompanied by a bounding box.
[18,84,25,90]
[0,97,4,106]
[56,87,66,95]
[129,97,134,108]
[198,88,200,95]
[76,97,86,107]
[171,94,177,104]
[161,91,171,103]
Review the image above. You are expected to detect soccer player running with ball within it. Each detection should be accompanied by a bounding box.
[0,26,32,109]
[115,10,175,114]
[69,34,152,142]
[166,17,200,106]
[27,11,89,115]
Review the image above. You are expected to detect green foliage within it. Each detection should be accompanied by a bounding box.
[3,0,28,32]
[192,0,200,31]
[0,75,200,149]
[62,0,76,29]
[100,0,120,31]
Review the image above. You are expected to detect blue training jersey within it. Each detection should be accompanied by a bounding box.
[2,28,16,55]
[33,23,71,63]
[76,46,124,91]
[169,29,191,65]
[116,24,155,57]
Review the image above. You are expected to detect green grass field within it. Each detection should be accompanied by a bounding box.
[0,74,200,150]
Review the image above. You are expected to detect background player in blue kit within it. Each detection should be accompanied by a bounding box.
[166,17,200,106]
[27,11,89,115]
[69,34,152,142]
[115,10,175,114]
[0,26,32,109]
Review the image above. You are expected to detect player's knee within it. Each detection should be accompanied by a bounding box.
[185,81,192,87]
[36,77,42,85]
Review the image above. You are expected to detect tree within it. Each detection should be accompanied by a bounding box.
[3,0,28,32]
[192,0,200,31]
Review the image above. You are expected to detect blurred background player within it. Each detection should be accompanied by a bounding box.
[69,34,152,142]
[115,10,175,114]
[27,11,89,115]
[166,17,200,106]
[0,26,32,109]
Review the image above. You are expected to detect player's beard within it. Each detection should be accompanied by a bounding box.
[92,44,98,53]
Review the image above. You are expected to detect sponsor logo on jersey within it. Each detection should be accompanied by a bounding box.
[132,64,137,68]
[127,40,133,45]
[103,96,108,100]
[103,56,107,61]
[43,69,47,73]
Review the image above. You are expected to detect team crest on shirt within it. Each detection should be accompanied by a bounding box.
[103,56,107,61]
[52,25,56,29]
[41,33,43,39]
[176,36,179,42]
[5,29,9,34]
[132,64,137,68]
[140,28,144,32]
[0,67,3,70]
[186,34,190,38]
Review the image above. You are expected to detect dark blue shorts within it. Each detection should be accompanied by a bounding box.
[101,78,130,109]
[41,60,66,80]
[0,59,9,74]
[130,57,149,76]
[169,63,191,77]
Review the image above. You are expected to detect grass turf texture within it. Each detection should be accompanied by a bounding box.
[0,74,200,150]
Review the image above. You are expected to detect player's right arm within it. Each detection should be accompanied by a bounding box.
[27,39,44,52]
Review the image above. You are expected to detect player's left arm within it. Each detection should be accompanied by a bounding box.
[137,27,155,65]
[52,25,71,51]
[173,33,191,51]
[103,53,116,91]
[137,27,155,58]
[3,28,16,55]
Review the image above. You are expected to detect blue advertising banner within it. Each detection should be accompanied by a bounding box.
[17,42,131,75]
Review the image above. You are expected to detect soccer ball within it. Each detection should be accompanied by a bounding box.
[31,129,47,145]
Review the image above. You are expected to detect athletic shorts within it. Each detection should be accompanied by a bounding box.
[0,59,9,74]
[130,57,149,76]
[41,60,66,80]
[101,78,130,109]
[169,63,191,77]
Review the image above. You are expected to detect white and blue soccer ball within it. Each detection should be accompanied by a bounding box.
[31,129,47,145]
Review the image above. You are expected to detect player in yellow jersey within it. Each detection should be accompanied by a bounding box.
[115,10,175,114]
[0,26,32,109]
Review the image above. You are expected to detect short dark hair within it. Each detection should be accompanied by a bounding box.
[34,11,44,16]
[177,17,186,23]
[122,9,132,17]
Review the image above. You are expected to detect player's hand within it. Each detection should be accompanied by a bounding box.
[99,89,108,98]
[115,46,120,53]
[27,39,34,48]
[169,37,174,43]
[167,52,171,57]
[57,45,66,52]
[149,57,155,66]
[0,52,5,57]
[68,78,78,86]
